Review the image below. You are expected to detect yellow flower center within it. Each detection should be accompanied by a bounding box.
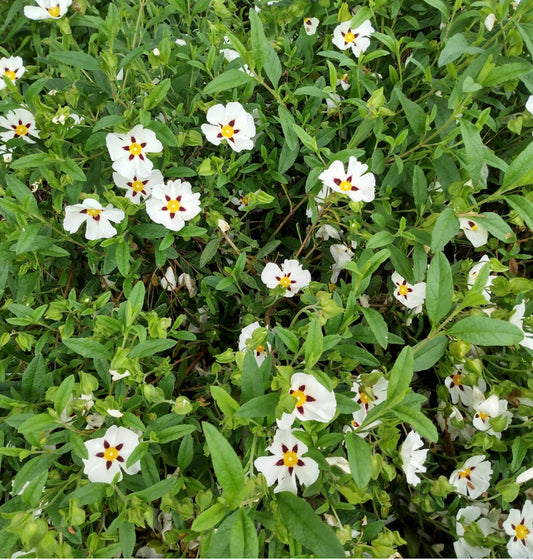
[398,284,409,296]
[351,419,359,428]
[47,5,61,17]
[344,31,355,43]
[131,180,144,192]
[15,124,28,136]
[452,373,463,386]
[305,18,311,25]
[103,446,119,461]
[339,180,352,192]
[291,389,307,408]
[359,392,372,405]
[458,467,471,479]
[256,345,265,354]
[167,199,180,213]
[241,196,249,205]
[221,125,235,139]
[279,276,291,288]
[471,224,478,231]
[515,524,530,541]
[86,208,101,218]
[478,411,490,421]
[283,450,299,467]
[4,70,16,81]
[129,142,142,156]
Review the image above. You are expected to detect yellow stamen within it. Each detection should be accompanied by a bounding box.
[344,31,355,43]
[129,142,142,156]
[279,276,291,288]
[452,373,462,386]
[471,224,478,231]
[398,284,409,296]
[4,70,16,81]
[283,450,299,467]
[131,180,144,192]
[515,524,530,541]
[221,125,234,139]
[15,124,28,136]
[103,446,119,461]
[478,411,490,421]
[47,5,61,17]
[339,180,352,192]
[459,467,471,479]
[292,389,307,408]
[86,208,101,218]
[241,196,249,205]
[167,199,180,213]
[359,392,372,405]
[255,345,265,354]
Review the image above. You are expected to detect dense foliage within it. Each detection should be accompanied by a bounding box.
[1,0,533,557]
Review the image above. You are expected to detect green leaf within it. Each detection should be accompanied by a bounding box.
[264,46,282,89]
[422,0,449,18]
[115,239,130,277]
[275,326,300,353]
[277,106,298,151]
[412,336,448,372]
[480,62,533,88]
[438,34,483,67]
[431,208,460,253]
[395,87,425,135]
[386,346,414,405]
[200,238,221,267]
[63,338,111,359]
[475,212,516,243]
[412,165,428,211]
[249,8,269,72]
[128,338,177,359]
[229,509,259,558]
[18,413,57,436]
[211,386,240,417]
[293,124,316,152]
[191,502,227,532]
[203,69,253,95]
[22,353,49,401]
[502,141,533,190]
[460,120,484,185]
[426,252,454,325]
[69,431,88,460]
[393,405,438,442]
[144,78,171,111]
[9,152,55,169]
[49,50,101,71]
[345,431,372,489]
[125,441,149,468]
[202,422,245,509]
[156,424,196,444]
[21,469,48,508]
[276,493,345,558]
[336,344,381,367]
[236,393,279,417]
[241,351,263,402]
[304,317,323,368]
[388,244,415,284]
[61,158,86,181]
[55,374,75,416]
[361,307,389,349]
[447,317,524,346]
[506,195,533,231]
[118,522,136,559]
[133,477,179,501]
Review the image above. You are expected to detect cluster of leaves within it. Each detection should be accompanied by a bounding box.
[1,0,533,557]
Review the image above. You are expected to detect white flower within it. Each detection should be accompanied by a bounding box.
[330,244,354,284]
[484,13,496,31]
[454,505,492,558]
[316,225,341,241]
[391,271,426,310]
[337,73,350,91]
[178,273,197,297]
[106,124,163,178]
[231,189,260,210]
[303,17,319,35]
[220,39,253,76]
[306,184,332,218]
[63,198,125,240]
[347,376,388,437]
[517,467,533,485]
[238,321,271,366]
[107,409,123,418]
[472,393,512,438]
[160,267,177,291]
[325,92,342,112]
[526,95,533,115]
[332,19,374,57]
[444,365,486,407]
[436,404,475,442]
[24,0,72,19]
[110,369,130,381]
[85,413,105,430]
[510,301,533,350]
[326,456,351,474]
[459,218,489,248]
[0,57,25,89]
[261,259,311,298]
[145,179,201,232]
[0,144,13,162]
[449,455,492,499]
[0,108,40,144]
[82,425,141,484]
[400,431,428,487]
[112,169,164,204]
[277,372,336,429]
[468,255,496,302]
[201,102,256,152]
[319,156,376,203]
[503,500,533,558]
[254,429,320,494]
[217,218,230,233]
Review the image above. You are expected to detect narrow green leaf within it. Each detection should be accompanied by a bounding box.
[475,212,516,243]
[70,431,88,460]
[249,8,269,72]
[277,493,345,558]
[502,141,533,190]
[211,386,240,417]
[115,239,130,277]
[21,469,48,507]
[394,405,438,442]
[229,509,259,558]
[202,422,245,509]
[361,307,389,349]
[275,326,299,353]
[9,152,55,169]
[506,195,533,231]
[203,69,253,95]
[447,317,524,346]
[127,338,177,359]
[304,317,323,368]
[412,336,447,372]
[133,477,178,501]
[277,106,298,151]
[460,120,484,185]
[191,502,227,532]
[156,424,196,444]
[345,431,372,489]
[118,522,136,559]
[386,346,414,405]
[480,62,533,88]
[389,244,415,284]
[422,0,449,18]
[426,252,454,325]
[236,393,279,418]
[55,374,75,416]
[61,158,86,181]
[264,46,282,89]
[396,87,425,135]
[431,208,460,253]
[22,353,49,401]
[49,50,100,71]
[412,165,428,211]
[125,441,149,468]
[241,351,263,402]
[144,78,171,111]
